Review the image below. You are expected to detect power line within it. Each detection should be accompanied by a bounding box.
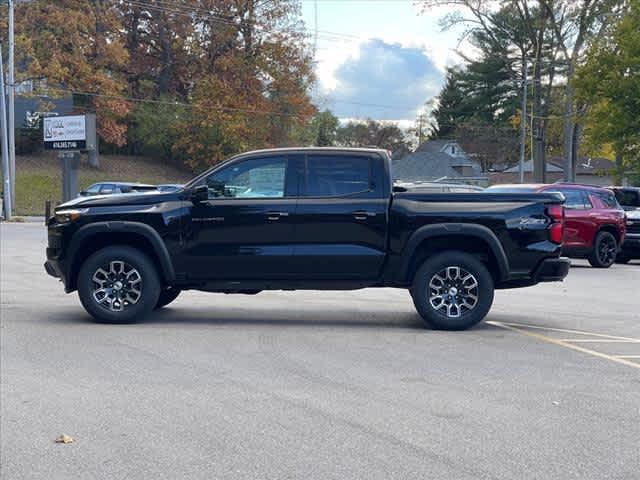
[33,86,314,119]
[123,0,361,42]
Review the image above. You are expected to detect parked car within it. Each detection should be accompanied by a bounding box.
[487,183,626,268]
[157,184,183,192]
[79,182,158,197]
[610,186,640,211]
[394,181,484,193]
[609,186,640,263]
[45,148,569,330]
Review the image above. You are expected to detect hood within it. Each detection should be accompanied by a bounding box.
[57,190,182,209]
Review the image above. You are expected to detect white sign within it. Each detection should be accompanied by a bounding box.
[43,114,95,151]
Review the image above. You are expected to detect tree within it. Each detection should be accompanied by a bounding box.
[430,67,467,139]
[336,120,411,159]
[419,0,623,181]
[3,0,131,146]
[540,0,623,181]
[127,97,187,164]
[575,0,640,184]
[5,0,315,169]
[293,109,339,147]
[419,1,553,180]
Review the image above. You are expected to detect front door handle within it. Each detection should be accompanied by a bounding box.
[352,210,376,220]
[267,211,289,221]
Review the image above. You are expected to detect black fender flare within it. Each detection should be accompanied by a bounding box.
[398,223,510,282]
[66,221,176,282]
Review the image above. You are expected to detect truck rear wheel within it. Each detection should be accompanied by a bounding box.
[77,246,161,323]
[410,251,494,330]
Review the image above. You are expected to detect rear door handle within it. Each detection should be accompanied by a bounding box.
[267,211,289,221]
[352,210,376,220]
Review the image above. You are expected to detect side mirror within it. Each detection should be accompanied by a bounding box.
[79,191,88,197]
[190,184,209,203]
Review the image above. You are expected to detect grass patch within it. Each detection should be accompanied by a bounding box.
[3,153,193,216]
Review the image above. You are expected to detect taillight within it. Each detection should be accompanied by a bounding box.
[547,204,564,244]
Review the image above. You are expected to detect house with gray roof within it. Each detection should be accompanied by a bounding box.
[490,157,616,186]
[392,140,488,186]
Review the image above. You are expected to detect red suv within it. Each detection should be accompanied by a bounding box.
[487,183,626,268]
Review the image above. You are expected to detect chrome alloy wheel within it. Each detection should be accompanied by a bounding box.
[428,266,479,318]
[91,261,143,312]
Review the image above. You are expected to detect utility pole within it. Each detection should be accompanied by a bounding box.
[1,44,12,219]
[416,113,426,146]
[518,57,527,184]
[8,0,15,207]
[313,0,318,58]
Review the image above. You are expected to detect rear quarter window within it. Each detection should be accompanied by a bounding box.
[595,191,620,209]
[547,189,590,209]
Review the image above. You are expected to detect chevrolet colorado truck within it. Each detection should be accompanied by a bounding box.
[45,148,570,330]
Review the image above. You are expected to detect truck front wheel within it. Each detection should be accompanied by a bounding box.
[410,251,494,330]
[77,246,161,323]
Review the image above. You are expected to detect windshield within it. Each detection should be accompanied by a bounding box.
[614,189,640,208]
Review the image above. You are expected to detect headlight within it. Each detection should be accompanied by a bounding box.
[54,208,88,224]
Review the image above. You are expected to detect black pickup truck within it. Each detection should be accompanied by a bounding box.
[45,148,570,330]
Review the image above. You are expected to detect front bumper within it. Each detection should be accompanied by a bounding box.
[44,259,60,278]
[620,235,640,256]
[534,257,571,282]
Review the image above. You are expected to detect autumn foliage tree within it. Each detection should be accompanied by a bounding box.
[4,0,316,170]
[3,0,131,146]
[575,0,640,183]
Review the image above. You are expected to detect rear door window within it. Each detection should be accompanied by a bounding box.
[304,155,371,197]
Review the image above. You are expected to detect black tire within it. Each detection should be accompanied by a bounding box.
[410,251,494,330]
[77,246,161,323]
[588,231,618,268]
[155,287,181,309]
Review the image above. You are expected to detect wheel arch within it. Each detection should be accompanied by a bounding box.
[399,224,510,284]
[597,224,621,243]
[66,222,175,292]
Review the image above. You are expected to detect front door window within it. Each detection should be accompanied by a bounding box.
[205,158,287,199]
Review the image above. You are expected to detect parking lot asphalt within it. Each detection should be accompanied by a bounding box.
[1,223,639,480]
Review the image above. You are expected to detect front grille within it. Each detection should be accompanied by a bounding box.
[627,221,640,235]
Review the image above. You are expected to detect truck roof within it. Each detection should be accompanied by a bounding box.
[489,183,613,193]
[235,147,390,156]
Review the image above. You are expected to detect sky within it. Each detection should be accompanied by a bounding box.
[299,0,470,127]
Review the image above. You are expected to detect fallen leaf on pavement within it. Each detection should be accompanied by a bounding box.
[55,434,74,444]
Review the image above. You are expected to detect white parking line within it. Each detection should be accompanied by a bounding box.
[487,321,640,371]
[559,339,640,343]
[491,321,640,342]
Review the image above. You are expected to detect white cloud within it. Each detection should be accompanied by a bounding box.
[314,39,443,122]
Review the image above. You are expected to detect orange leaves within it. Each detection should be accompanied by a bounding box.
[8,0,316,163]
